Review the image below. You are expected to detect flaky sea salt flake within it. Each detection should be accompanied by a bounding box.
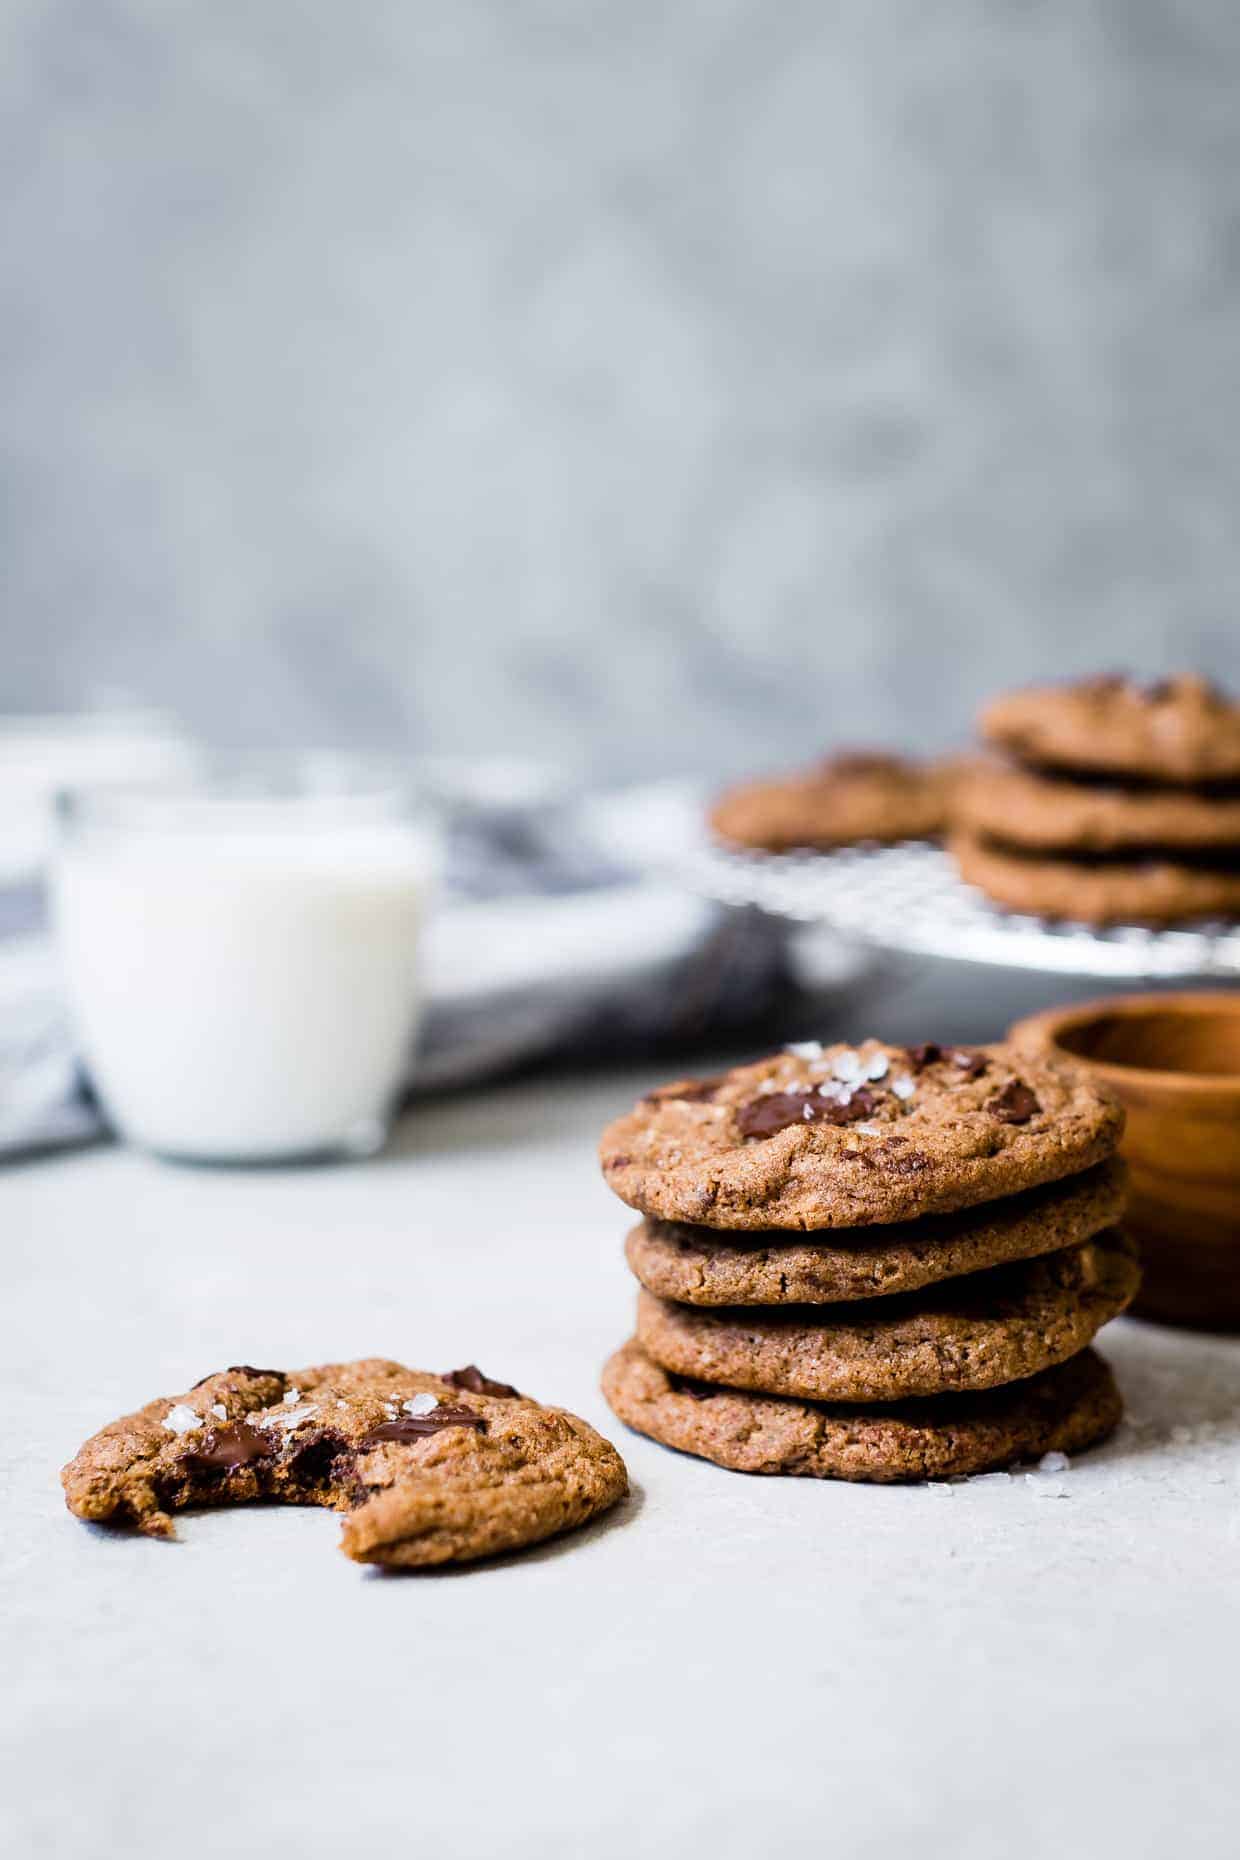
[404,1393,439,1417]
[891,1075,916,1102]
[210,1403,227,1420]
[1037,1451,1070,1473]
[785,1041,824,1061]
[161,1404,203,1435]
[864,1052,889,1081]
[831,1049,862,1084]
[263,1403,320,1432]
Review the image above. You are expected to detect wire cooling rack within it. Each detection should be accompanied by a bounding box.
[689,840,1240,979]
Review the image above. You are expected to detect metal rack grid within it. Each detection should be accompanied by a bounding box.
[691,840,1240,979]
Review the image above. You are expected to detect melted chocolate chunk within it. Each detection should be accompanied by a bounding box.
[987,1080,1041,1124]
[361,1406,486,1446]
[442,1365,521,1399]
[284,1430,353,1487]
[668,1373,714,1401]
[192,1364,283,1389]
[906,1043,987,1080]
[182,1422,276,1473]
[605,1153,632,1170]
[643,1076,725,1105]
[738,1086,877,1140]
[945,1047,989,1080]
[826,1086,878,1124]
[737,1090,817,1138]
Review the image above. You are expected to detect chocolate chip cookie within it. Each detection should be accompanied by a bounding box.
[981,674,1240,785]
[602,1339,1122,1481]
[624,1157,1126,1305]
[62,1359,628,1566]
[952,833,1240,926]
[954,757,1240,852]
[710,751,951,853]
[633,1231,1138,1402]
[600,1041,1124,1231]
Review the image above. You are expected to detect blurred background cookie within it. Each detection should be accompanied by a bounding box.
[710,751,953,852]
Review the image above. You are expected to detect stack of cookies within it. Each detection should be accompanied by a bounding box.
[952,673,1240,924]
[600,1040,1139,1482]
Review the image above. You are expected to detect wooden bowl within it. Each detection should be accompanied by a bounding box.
[1009,992,1240,1330]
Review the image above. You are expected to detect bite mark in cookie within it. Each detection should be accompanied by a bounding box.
[62,1358,628,1567]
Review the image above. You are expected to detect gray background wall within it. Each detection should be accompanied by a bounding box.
[4,0,1240,781]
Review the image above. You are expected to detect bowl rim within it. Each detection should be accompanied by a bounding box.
[1010,990,1240,1094]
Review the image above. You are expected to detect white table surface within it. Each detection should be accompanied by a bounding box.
[4,1063,1239,1860]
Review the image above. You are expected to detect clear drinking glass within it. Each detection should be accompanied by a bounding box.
[52,754,438,1164]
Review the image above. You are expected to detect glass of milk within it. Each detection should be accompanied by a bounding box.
[52,755,437,1164]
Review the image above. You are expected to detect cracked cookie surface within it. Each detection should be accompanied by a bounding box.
[633,1230,1139,1402]
[602,1339,1122,1481]
[600,1040,1123,1231]
[62,1358,628,1567]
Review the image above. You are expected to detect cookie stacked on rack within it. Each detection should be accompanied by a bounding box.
[600,1040,1138,1482]
[952,674,1240,924]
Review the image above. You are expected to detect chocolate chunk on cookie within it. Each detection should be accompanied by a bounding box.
[981,675,1240,785]
[710,752,951,853]
[633,1231,1139,1402]
[62,1357,628,1567]
[600,1041,1123,1230]
[624,1158,1126,1306]
[602,1340,1122,1482]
